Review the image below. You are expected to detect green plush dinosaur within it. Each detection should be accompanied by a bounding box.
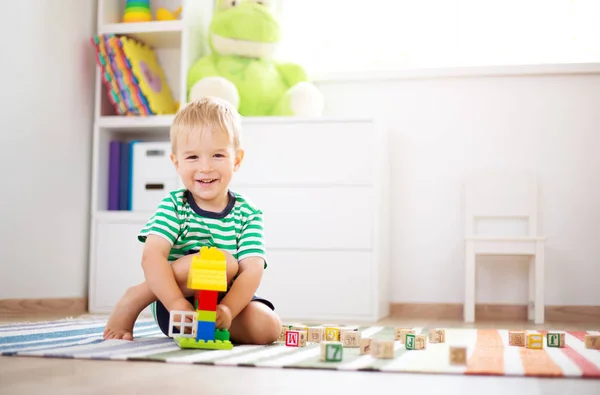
[187,0,324,116]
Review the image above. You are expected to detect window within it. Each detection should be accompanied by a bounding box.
[275,0,600,75]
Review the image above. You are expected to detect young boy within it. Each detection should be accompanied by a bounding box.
[103,97,281,345]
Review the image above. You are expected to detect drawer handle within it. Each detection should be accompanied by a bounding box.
[145,183,165,190]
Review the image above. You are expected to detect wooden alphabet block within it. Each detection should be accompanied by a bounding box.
[325,327,340,341]
[394,328,415,344]
[509,330,526,347]
[320,341,343,362]
[341,331,361,348]
[291,324,308,332]
[428,328,446,343]
[285,330,307,347]
[371,339,395,359]
[449,346,467,365]
[359,338,372,355]
[307,326,325,343]
[526,332,543,349]
[278,325,292,342]
[406,334,427,350]
[584,334,600,349]
[546,331,565,348]
[339,326,358,339]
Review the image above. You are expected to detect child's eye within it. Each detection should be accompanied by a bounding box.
[214,154,225,158]
[186,155,198,160]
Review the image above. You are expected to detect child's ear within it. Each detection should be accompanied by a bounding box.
[234,149,244,171]
[170,153,179,169]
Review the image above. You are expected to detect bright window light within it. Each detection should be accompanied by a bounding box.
[274,0,600,73]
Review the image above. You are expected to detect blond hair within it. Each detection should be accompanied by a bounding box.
[170,97,242,154]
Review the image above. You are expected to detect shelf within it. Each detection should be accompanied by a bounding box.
[96,115,174,132]
[98,21,183,48]
[94,211,154,223]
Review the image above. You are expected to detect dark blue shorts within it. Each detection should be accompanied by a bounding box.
[151,294,274,337]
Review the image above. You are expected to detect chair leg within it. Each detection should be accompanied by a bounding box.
[534,241,545,324]
[528,256,534,321]
[464,242,475,323]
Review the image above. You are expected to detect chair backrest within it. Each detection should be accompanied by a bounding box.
[464,170,538,237]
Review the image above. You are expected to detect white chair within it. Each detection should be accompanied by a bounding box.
[463,171,546,324]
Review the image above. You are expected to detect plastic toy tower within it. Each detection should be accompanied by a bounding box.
[123,0,152,23]
[169,246,233,350]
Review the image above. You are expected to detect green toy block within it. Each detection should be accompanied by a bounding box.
[546,332,565,348]
[322,342,343,362]
[125,2,151,10]
[196,310,217,322]
[405,334,416,350]
[124,7,152,15]
[174,337,233,350]
[215,328,231,341]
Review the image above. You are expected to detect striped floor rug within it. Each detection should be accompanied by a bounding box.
[1,318,599,378]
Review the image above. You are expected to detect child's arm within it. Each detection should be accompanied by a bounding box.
[219,256,265,319]
[141,235,191,312]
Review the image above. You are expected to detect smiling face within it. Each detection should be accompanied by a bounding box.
[210,0,281,58]
[169,98,244,212]
[172,128,244,212]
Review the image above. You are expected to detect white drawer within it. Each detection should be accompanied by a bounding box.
[235,119,376,186]
[256,250,373,320]
[232,186,373,249]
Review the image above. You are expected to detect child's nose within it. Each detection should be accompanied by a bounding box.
[197,157,213,172]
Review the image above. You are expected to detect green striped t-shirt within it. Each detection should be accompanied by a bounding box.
[138,189,266,266]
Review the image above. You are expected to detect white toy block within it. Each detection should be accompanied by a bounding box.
[168,310,196,338]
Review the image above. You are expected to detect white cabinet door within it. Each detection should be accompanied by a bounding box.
[89,220,146,313]
[231,186,374,250]
[257,250,373,321]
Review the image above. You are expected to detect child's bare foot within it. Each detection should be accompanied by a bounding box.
[103,286,145,340]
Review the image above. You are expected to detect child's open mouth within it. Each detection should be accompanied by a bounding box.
[196,179,217,185]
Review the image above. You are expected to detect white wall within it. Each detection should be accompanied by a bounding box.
[0,1,96,298]
[316,72,600,306]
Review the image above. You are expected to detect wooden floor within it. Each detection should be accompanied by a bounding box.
[1,313,599,395]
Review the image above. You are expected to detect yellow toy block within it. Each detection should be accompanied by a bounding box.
[187,246,228,291]
[526,332,544,349]
[325,327,340,341]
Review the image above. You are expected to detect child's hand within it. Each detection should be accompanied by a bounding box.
[168,297,195,313]
[168,298,195,335]
[215,304,232,330]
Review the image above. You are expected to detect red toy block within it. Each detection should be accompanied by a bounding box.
[196,290,218,311]
[286,330,300,347]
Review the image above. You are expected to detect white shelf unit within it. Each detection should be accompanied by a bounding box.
[89,0,213,313]
[89,0,392,322]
